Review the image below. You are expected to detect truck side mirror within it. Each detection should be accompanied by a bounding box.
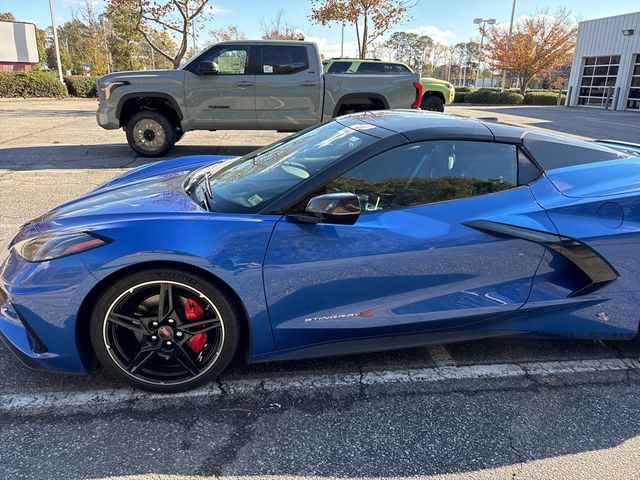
[198,61,220,75]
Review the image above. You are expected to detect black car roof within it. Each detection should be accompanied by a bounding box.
[339,110,528,144]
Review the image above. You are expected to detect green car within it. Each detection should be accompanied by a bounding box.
[322,58,455,112]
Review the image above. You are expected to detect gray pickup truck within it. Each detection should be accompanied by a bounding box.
[96,40,420,157]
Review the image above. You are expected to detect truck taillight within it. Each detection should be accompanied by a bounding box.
[411,82,423,109]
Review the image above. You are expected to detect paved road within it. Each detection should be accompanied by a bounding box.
[1,99,640,480]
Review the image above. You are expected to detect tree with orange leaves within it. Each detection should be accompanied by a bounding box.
[310,0,412,58]
[483,9,577,94]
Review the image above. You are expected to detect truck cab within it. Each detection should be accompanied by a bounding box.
[97,41,420,157]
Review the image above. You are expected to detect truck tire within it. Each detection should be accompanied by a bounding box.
[420,95,445,112]
[126,111,177,157]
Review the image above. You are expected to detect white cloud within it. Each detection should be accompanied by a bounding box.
[206,5,231,15]
[61,0,104,8]
[405,25,455,45]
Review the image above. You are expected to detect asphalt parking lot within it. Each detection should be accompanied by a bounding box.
[1,99,640,480]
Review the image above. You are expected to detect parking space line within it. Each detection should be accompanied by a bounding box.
[1,358,638,415]
[426,345,457,366]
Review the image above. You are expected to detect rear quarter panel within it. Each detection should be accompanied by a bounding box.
[322,72,419,120]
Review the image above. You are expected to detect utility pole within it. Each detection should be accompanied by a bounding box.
[340,22,345,57]
[48,0,63,83]
[501,0,517,90]
[473,17,496,87]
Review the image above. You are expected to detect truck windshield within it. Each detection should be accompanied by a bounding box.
[203,121,376,213]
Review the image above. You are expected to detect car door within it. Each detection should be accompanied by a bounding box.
[254,44,322,130]
[263,140,556,350]
[184,44,257,129]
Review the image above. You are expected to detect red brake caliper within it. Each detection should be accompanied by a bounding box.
[184,297,208,353]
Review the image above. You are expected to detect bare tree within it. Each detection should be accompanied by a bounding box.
[260,9,304,40]
[107,0,212,69]
[210,25,246,44]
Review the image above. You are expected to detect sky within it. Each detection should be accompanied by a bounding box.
[2,0,639,57]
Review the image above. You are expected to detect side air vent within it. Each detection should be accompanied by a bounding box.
[464,220,618,297]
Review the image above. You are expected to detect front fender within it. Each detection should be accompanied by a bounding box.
[78,214,282,358]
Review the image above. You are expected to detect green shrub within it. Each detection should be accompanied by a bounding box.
[453,86,472,93]
[453,91,468,103]
[63,75,97,97]
[464,88,523,105]
[524,91,566,105]
[0,71,68,98]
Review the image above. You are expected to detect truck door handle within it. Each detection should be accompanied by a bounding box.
[236,81,253,87]
[299,81,318,87]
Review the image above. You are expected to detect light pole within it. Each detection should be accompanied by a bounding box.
[501,0,517,90]
[473,17,495,86]
[340,22,345,57]
[48,0,63,83]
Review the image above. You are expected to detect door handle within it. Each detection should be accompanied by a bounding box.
[236,81,253,87]
[299,81,318,87]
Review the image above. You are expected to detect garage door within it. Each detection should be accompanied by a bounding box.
[578,55,620,108]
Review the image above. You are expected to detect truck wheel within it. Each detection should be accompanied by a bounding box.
[126,111,177,157]
[421,96,445,112]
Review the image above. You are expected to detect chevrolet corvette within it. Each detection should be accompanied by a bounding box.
[1,110,639,392]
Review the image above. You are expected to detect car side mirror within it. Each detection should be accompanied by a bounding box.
[287,193,361,225]
[198,61,220,75]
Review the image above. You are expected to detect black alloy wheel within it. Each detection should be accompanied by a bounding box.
[90,269,240,392]
[125,110,177,157]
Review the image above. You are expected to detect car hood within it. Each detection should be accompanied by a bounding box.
[420,77,450,87]
[15,156,236,239]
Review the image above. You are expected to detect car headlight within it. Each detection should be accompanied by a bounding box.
[100,81,126,100]
[14,232,111,262]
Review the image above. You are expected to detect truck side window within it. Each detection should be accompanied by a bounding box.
[382,63,411,73]
[356,62,383,73]
[262,46,309,74]
[327,61,351,73]
[206,46,250,74]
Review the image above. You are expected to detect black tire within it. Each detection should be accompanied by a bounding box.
[175,129,185,143]
[89,268,240,393]
[126,110,177,157]
[420,95,445,112]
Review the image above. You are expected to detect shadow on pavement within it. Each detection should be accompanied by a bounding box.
[0,144,262,170]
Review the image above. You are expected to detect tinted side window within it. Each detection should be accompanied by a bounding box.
[205,46,249,74]
[382,63,411,73]
[262,46,309,74]
[523,132,627,171]
[327,61,351,73]
[356,62,383,73]
[326,141,518,212]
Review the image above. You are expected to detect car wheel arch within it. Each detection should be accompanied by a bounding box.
[74,260,252,372]
[332,93,390,117]
[117,93,183,130]
[422,91,446,104]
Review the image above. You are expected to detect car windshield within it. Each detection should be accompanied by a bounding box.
[202,121,377,213]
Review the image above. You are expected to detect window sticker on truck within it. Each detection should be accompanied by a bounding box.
[263,65,274,74]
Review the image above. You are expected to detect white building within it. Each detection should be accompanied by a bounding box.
[566,11,640,111]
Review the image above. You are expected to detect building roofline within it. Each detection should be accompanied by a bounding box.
[578,11,640,25]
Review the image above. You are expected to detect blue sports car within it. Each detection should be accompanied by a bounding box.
[1,110,639,392]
